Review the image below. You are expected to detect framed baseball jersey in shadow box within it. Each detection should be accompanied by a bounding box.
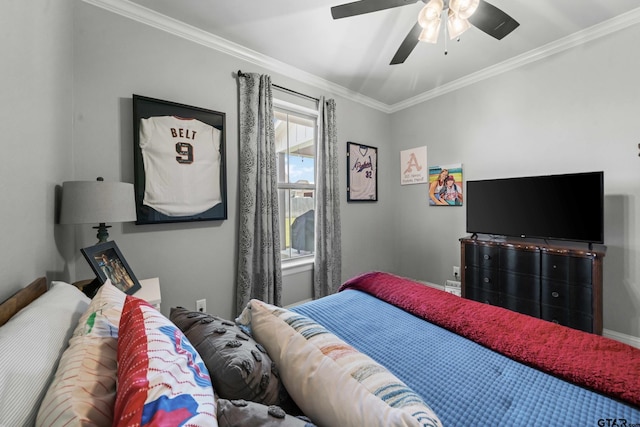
[347,141,377,202]
[133,94,227,224]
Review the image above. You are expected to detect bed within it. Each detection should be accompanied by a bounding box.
[0,272,638,427]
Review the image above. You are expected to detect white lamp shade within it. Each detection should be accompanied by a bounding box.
[419,19,441,44]
[59,180,137,225]
[448,9,471,39]
[449,0,480,20]
[418,0,444,28]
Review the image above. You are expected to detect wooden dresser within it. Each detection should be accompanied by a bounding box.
[460,236,605,334]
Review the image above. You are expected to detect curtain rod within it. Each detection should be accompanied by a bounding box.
[237,70,319,103]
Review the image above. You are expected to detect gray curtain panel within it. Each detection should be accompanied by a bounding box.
[236,72,282,315]
[314,97,342,298]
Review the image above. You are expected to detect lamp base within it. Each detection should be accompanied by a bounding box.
[93,223,111,244]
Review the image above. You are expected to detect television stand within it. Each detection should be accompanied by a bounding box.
[460,236,606,334]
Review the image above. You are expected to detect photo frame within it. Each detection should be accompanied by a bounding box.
[428,163,464,206]
[133,94,227,224]
[81,241,141,295]
[347,141,378,202]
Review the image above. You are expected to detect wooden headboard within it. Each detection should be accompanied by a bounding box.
[0,277,47,326]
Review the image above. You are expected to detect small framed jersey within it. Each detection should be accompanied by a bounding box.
[133,95,227,224]
[347,141,377,202]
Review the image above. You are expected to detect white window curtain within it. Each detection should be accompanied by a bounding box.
[236,72,282,315]
[314,97,342,298]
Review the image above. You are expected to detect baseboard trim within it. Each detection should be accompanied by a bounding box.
[603,328,640,348]
[416,280,444,291]
[285,298,313,309]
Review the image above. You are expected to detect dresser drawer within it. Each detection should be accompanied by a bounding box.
[501,294,540,318]
[499,247,540,276]
[465,266,499,292]
[465,244,498,269]
[499,271,540,301]
[465,286,500,306]
[541,304,594,333]
[541,253,592,284]
[541,280,592,314]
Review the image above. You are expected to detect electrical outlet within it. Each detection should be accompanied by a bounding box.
[453,266,460,278]
[196,299,206,313]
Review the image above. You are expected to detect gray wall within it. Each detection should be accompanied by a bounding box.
[1,1,638,341]
[69,2,394,320]
[390,25,640,338]
[0,0,75,294]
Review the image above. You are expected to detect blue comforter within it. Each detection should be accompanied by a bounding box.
[291,289,640,426]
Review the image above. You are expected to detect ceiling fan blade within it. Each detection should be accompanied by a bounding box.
[331,0,418,20]
[468,0,519,40]
[390,21,422,65]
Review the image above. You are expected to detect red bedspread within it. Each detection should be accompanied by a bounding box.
[339,271,640,408]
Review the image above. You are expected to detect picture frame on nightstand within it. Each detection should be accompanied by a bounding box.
[81,241,141,295]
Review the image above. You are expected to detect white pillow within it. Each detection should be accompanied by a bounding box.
[36,281,126,427]
[0,281,90,427]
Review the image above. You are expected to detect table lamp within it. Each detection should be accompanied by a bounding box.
[59,177,137,243]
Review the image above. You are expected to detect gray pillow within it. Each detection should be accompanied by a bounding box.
[217,399,316,427]
[169,307,291,407]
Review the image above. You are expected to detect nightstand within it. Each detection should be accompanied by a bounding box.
[136,277,162,310]
[73,277,162,310]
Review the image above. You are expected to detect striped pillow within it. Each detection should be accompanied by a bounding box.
[36,281,125,427]
[1,282,90,427]
[240,300,442,427]
[113,296,217,426]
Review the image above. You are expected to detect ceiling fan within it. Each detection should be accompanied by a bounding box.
[331,0,519,64]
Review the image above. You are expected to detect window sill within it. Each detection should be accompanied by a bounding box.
[282,257,314,276]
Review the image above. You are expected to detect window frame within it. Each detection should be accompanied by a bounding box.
[273,99,318,270]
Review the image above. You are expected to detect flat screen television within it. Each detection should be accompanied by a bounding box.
[466,171,604,244]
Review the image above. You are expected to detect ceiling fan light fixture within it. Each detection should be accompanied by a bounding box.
[447,9,471,39]
[418,0,444,28]
[449,0,480,19]
[419,19,441,44]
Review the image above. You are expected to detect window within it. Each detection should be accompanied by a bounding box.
[274,102,317,262]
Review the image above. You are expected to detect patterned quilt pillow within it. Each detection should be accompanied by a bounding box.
[238,299,443,427]
[217,398,315,427]
[36,281,126,427]
[170,307,292,408]
[113,296,217,426]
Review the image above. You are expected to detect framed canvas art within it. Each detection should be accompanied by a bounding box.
[401,146,428,185]
[428,163,463,206]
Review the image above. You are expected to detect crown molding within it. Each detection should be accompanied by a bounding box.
[83,0,640,114]
[388,7,640,113]
[82,0,392,113]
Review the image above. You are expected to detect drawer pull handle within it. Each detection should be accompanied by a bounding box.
[552,292,559,298]
[483,255,491,260]
[483,277,490,283]
[553,265,557,269]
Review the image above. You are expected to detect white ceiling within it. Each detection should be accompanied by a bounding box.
[120,0,640,110]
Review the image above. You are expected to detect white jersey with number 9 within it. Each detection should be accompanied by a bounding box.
[140,116,221,216]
